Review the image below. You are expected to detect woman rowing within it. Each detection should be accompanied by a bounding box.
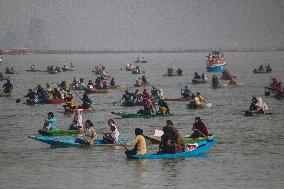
[103,119,120,144]
[75,120,97,145]
[189,117,208,138]
[123,128,147,155]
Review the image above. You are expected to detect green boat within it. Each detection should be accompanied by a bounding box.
[111,111,173,118]
[0,92,11,97]
[38,129,80,136]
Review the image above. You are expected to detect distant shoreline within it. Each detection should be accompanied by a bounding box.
[4,48,284,55]
[32,48,284,54]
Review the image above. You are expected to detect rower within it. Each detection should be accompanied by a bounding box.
[181,85,190,98]
[25,89,36,100]
[167,68,174,76]
[69,109,83,130]
[58,81,67,91]
[64,93,76,111]
[194,72,201,80]
[212,75,219,88]
[80,92,92,110]
[157,99,170,115]
[228,77,237,86]
[157,88,164,99]
[158,120,185,154]
[43,112,57,130]
[52,88,62,99]
[141,75,147,84]
[176,68,183,76]
[36,85,48,99]
[201,73,208,81]
[194,92,206,108]
[2,80,13,93]
[123,128,147,155]
[122,89,132,102]
[103,119,120,144]
[189,117,208,138]
[137,97,155,115]
[75,120,97,145]
[258,65,264,71]
[87,80,94,89]
[109,78,117,87]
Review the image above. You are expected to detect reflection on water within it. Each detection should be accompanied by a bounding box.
[0,51,283,189]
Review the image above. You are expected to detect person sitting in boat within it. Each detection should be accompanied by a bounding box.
[193,72,201,80]
[52,88,62,99]
[30,64,36,71]
[2,80,13,93]
[0,72,3,78]
[43,112,57,130]
[45,83,53,94]
[270,78,278,89]
[81,92,92,110]
[135,77,143,86]
[134,66,141,74]
[190,117,208,138]
[87,80,94,89]
[157,88,164,100]
[36,85,48,99]
[249,97,258,112]
[275,82,283,95]
[181,85,191,98]
[256,97,268,114]
[103,119,120,144]
[141,75,147,84]
[195,92,206,108]
[58,81,67,91]
[258,65,264,72]
[64,93,76,112]
[143,88,150,99]
[55,66,61,72]
[157,99,170,115]
[167,68,174,76]
[122,89,132,102]
[95,77,102,88]
[265,64,272,72]
[151,86,158,98]
[69,109,83,130]
[70,63,74,68]
[75,120,97,145]
[25,89,36,101]
[212,75,219,88]
[123,128,147,155]
[176,68,183,76]
[72,77,79,88]
[158,120,185,154]
[138,97,155,115]
[201,73,208,82]
[109,78,117,88]
[5,67,12,74]
[132,89,142,104]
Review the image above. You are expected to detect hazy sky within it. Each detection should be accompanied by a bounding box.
[0,0,283,50]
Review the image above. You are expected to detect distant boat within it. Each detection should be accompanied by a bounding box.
[134,57,148,63]
[206,50,226,72]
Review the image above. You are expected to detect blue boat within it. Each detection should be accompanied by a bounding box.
[29,135,131,148]
[126,136,217,159]
[206,50,226,72]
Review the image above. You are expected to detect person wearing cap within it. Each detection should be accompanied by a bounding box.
[123,128,147,155]
[75,120,97,145]
[103,119,120,144]
[43,112,57,130]
[69,109,83,130]
[2,80,13,93]
[190,117,208,138]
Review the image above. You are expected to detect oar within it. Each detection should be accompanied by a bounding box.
[73,91,95,111]
[16,96,26,103]
[195,129,210,140]
[120,142,129,150]
[142,134,160,144]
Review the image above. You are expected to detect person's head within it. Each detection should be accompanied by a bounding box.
[88,80,92,83]
[85,120,93,128]
[195,117,201,124]
[6,80,10,83]
[252,97,257,103]
[196,92,200,96]
[166,120,173,127]
[47,112,54,119]
[184,85,188,89]
[143,89,147,93]
[135,89,139,93]
[108,119,115,126]
[135,128,143,136]
[38,85,41,88]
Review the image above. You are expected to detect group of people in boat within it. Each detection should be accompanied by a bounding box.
[166,68,183,76]
[192,72,208,83]
[207,51,225,66]
[255,64,272,73]
[123,117,209,155]
[93,64,107,76]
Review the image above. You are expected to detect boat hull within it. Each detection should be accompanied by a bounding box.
[84,88,112,94]
[38,129,80,136]
[207,63,226,72]
[126,136,217,159]
[111,111,173,118]
[0,92,11,97]
[164,97,192,101]
[29,135,131,147]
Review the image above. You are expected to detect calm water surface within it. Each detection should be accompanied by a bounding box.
[0,51,283,189]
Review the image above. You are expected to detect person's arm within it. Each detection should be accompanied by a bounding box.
[124,136,139,147]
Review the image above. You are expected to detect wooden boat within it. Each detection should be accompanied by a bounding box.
[38,129,80,136]
[26,69,46,72]
[134,82,149,87]
[253,69,272,74]
[164,97,192,101]
[111,111,174,118]
[126,136,217,159]
[0,92,11,97]
[244,110,272,116]
[84,87,112,94]
[26,98,64,105]
[29,135,131,148]
[121,101,143,107]
[62,67,74,72]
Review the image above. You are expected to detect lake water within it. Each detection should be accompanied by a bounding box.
[0,51,283,189]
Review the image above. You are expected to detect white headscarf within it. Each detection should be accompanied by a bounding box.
[256,97,268,113]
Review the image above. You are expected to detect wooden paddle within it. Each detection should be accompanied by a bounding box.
[73,91,95,111]
[120,142,129,150]
[142,134,160,144]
